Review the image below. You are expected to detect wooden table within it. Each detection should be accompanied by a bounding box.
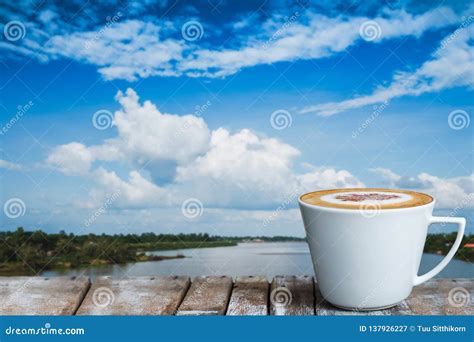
[0,276,471,315]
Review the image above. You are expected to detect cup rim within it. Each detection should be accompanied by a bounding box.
[298,188,435,212]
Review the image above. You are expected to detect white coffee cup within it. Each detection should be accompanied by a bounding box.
[298,188,465,310]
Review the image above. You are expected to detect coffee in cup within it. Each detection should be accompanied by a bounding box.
[298,188,465,310]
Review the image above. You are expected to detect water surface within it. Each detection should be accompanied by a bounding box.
[42,242,472,281]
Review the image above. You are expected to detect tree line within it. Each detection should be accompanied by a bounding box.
[1,227,471,275]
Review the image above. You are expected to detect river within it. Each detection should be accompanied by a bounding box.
[41,242,473,281]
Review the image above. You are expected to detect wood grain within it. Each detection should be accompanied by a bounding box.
[0,276,90,315]
[270,276,314,316]
[406,278,473,315]
[1,276,471,316]
[227,276,269,315]
[177,276,232,315]
[76,276,190,315]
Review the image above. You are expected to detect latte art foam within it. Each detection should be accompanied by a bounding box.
[335,193,400,202]
[321,191,412,206]
[300,188,433,209]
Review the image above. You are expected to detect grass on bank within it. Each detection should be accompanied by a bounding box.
[0,227,472,276]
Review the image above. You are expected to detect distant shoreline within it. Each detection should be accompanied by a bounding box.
[0,228,304,276]
[0,228,471,276]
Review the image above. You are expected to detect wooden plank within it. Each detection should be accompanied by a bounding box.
[406,278,473,315]
[314,281,413,316]
[270,275,314,316]
[176,276,232,315]
[76,276,190,315]
[227,276,269,315]
[0,276,90,315]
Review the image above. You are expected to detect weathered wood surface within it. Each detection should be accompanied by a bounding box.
[176,276,233,315]
[76,276,190,315]
[227,276,269,315]
[405,278,473,315]
[270,275,315,316]
[314,282,413,316]
[0,276,471,315]
[0,276,89,315]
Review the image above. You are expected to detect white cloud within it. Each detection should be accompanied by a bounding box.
[46,88,363,209]
[47,88,211,182]
[45,89,472,211]
[0,159,22,171]
[173,127,365,208]
[368,167,401,182]
[44,20,186,81]
[176,128,299,186]
[297,167,364,190]
[1,6,460,80]
[47,142,94,175]
[417,173,473,208]
[370,168,474,208]
[84,167,167,209]
[111,88,211,164]
[301,21,474,116]
[179,7,457,78]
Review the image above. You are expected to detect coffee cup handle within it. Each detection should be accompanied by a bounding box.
[413,216,466,286]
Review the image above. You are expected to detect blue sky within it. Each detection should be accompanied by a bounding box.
[0,0,473,236]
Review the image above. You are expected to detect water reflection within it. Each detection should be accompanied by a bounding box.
[41,242,473,281]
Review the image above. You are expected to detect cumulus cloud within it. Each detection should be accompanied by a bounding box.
[297,167,364,190]
[111,88,211,164]
[47,142,94,175]
[84,167,168,209]
[172,127,363,208]
[0,6,460,80]
[48,88,211,182]
[46,88,363,209]
[174,128,301,207]
[46,89,472,211]
[301,20,474,116]
[370,168,474,208]
[368,167,401,182]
